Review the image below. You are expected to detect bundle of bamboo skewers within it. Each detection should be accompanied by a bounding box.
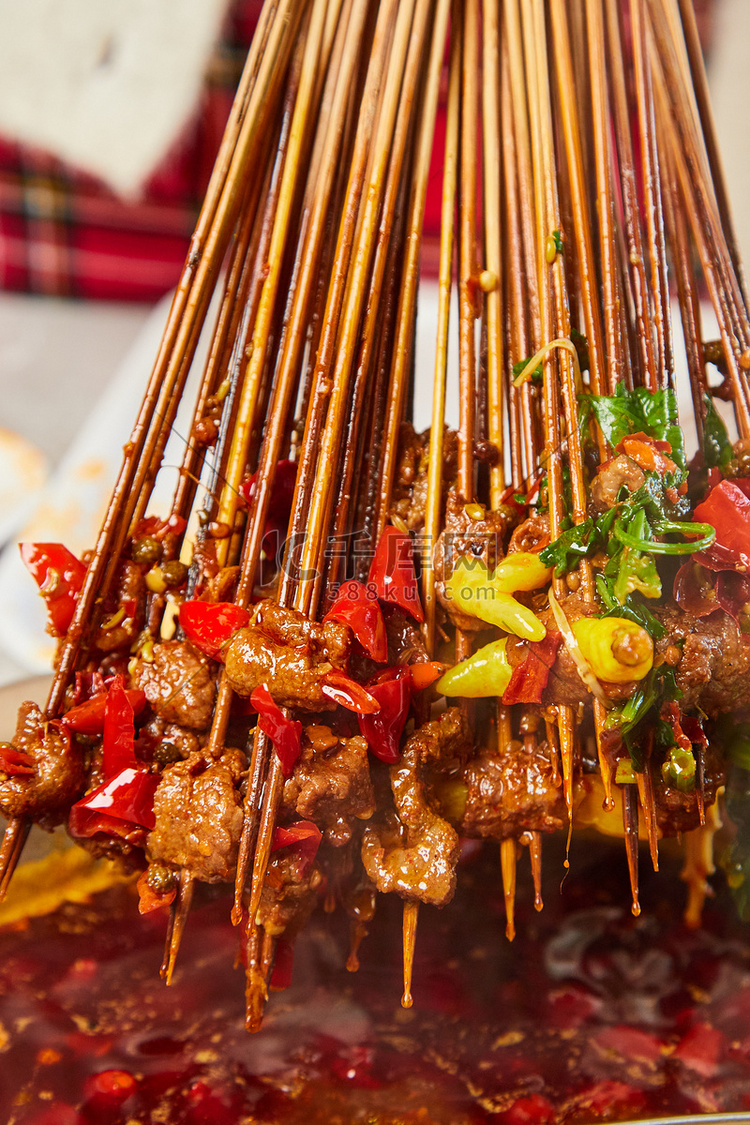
[2,0,750,1033]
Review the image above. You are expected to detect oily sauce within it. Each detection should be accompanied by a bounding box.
[1,838,750,1124]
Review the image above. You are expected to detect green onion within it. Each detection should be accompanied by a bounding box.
[613,520,715,555]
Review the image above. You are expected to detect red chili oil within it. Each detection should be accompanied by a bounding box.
[2,838,750,1125]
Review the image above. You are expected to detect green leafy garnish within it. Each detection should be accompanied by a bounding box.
[552,229,563,254]
[579,383,687,471]
[702,394,733,470]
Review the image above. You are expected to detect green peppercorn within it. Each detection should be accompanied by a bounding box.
[152,741,181,766]
[147,863,178,895]
[131,536,161,565]
[161,560,188,588]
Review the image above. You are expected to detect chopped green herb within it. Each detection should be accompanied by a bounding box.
[607,665,681,770]
[661,743,696,793]
[552,229,563,254]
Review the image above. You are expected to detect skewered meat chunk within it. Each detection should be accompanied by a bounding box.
[0,702,86,828]
[507,511,550,555]
[460,736,566,840]
[224,599,350,711]
[654,741,727,837]
[92,561,147,653]
[257,848,321,938]
[361,707,469,906]
[131,641,216,730]
[282,725,374,844]
[147,749,245,883]
[389,422,458,532]
[384,604,429,665]
[434,491,515,630]
[136,716,202,764]
[655,608,750,716]
[590,455,646,512]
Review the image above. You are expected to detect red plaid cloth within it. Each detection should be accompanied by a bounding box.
[0,3,262,302]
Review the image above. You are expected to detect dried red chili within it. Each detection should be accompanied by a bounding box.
[358,669,411,763]
[250,684,302,777]
[69,767,159,839]
[179,601,250,661]
[19,542,87,636]
[694,479,750,569]
[323,579,388,662]
[271,819,322,875]
[0,745,34,776]
[63,684,146,737]
[503,632,562,705]
[368,526,424,623]
[321,670,380,714]
[102,675,138,778]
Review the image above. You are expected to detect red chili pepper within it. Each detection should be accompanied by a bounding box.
[407,661,446,693]
[69,767,159,839]
[0,745,35,776]
[271,819,322,875]
[133,514,187,541]
[368,526,424,623]
[357,670,411,763]
[503,632,562,705]
[250,684,302,777]
[102,675,138,778]
[694,479,750,568]
[19,542,87,636]
[62,685,146,737]
[323,579,388,662]
[321,670,380,714]
[179,601,250,661]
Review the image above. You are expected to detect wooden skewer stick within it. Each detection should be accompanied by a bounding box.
[401,899,419,1009]
[500,838,518,942]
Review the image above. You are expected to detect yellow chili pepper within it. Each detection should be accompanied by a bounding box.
[436,638,512,698]
[571,617,653,683]
[444,554,549,641]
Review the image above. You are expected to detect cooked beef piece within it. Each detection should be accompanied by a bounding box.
[655,607,750,716]
[384,605,429,665]
[507,511,550,554]
[92,561,146,653]
[136,716,202,765]
[224,600,350,712]
[256,848,322,938]
[460,736,566,839]
[434,490,515,631]
[131,641,216,731]
[281,725,374,844]
[361,707,470,906]
[590,455,645,512]
[147,749,245,883]
[389,422,459,532]
[654,742,727,837]
[0,702,86,828]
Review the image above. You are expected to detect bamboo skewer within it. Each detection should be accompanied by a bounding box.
[4,0,750,1029]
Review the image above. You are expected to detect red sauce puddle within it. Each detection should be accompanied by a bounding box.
[2,839,750,1124]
